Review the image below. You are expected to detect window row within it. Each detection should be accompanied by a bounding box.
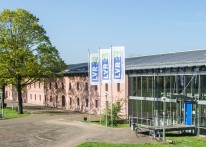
[48,96,99,108]
[69,82,88,90]
[29,82,121,92]
[130,75,206,100]
[30,94,42,101]
[105,83,121,92]
[49,82,65,89]
[69,97,98,108]
[28,82,42,89]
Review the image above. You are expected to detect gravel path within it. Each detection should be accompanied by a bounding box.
[0,101,156,147]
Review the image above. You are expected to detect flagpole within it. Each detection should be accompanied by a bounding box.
[88,49,91,122]
[99,47,102,125]
[110,45,113,127]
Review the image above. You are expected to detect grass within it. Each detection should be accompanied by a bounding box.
[0,107,30,119]
[77,134,206,147]
[77,142,156,147]
[85,121,129,128]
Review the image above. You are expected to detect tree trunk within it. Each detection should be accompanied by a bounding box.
[17,77,23,114]
[2,84,5,109]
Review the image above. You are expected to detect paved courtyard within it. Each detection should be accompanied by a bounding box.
[0,101,156,147]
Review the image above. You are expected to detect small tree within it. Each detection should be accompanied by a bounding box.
[101,100,122,127]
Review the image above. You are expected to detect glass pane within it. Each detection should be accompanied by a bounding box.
[165,76,171,97]
[137,77,142,97]
[201,75,206,100]
[185,75,192,97]
[142,77,147,97]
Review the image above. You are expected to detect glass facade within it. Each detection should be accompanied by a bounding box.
[129,74,206,100]
[128,68,206,135]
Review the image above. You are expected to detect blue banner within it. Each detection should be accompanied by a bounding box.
[112,47,125,83]
[100,49,111,83]
[114,54,121,80]
[90,53,99,85]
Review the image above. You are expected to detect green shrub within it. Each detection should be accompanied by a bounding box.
[101,100,122,127]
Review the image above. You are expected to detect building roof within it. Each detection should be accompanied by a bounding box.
[126,49,206,70]
[64,63,88,75]
[65,49,206,73]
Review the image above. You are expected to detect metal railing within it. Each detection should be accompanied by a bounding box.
[129,114,185,128]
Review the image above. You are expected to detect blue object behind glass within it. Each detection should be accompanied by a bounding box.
[185,101,192,125]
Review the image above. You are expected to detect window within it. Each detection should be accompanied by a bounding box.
[85,83,88,90]
[56,96,58,103]
[117,83,120,92]
[62,82,64,89]
[95,85,98,91]
[69,83,72,90]
[39,95,41,101]
[62,95,65,107]
[45,95,47,103]
[35,94,36,100]
[105,84,108,91]
[30,94,32,100]
[77,98,80,106]
[39,82,41,88]
[50,96,52,102]
[34,83,36,88]
[55,82,58,89]
[77,82,80,90]
[86,99,89,107]
[70,97,72,105]
[49,82,52,89]
[95,100,98,108]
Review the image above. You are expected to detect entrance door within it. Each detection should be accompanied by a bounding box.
[184,101,192,125]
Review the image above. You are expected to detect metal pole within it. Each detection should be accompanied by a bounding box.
[154,73,156,126]
[135,77,138,117]
[141,76,143,125]
[197,74,201,135]
[170,76,172,125]
[0,90,4,119]
[152,77,154,125]
[105,93,108,127]
[173,111,175,125]
[163,97,166,141]
[88,49,91,121]
[1,98,3,119]
[110,45,113,127]
[99,48,102,125]
[12,92,14,110]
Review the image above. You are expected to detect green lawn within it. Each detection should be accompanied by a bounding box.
[77,135,206,147]
[0,107,30,119]
[85,121,129,128]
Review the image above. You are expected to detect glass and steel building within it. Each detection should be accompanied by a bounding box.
[126,49,206,136]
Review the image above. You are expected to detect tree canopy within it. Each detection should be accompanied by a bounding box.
[0,9,67,113]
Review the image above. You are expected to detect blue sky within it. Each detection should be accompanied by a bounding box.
[1,0,206,64]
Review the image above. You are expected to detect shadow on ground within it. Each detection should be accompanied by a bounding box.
[166,132,196,137]
[23,105,84,115]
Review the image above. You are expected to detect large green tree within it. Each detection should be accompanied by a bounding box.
[0,9,66,114]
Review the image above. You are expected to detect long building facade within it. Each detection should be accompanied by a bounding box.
[5,49,206,136]
[5,63,128,118]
